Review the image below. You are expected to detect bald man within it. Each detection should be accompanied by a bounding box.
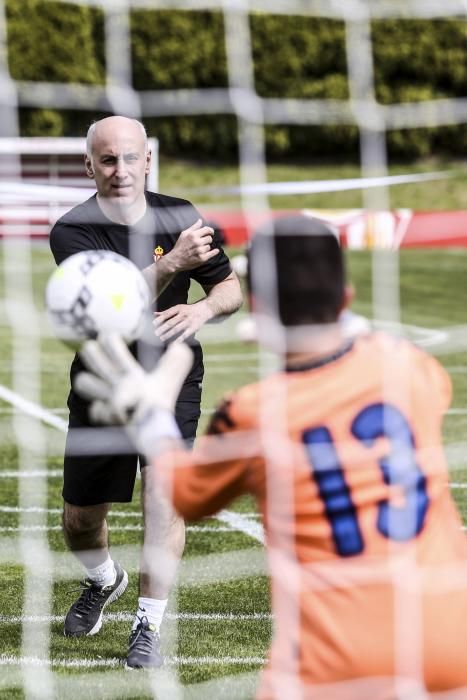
[49,116,242,668]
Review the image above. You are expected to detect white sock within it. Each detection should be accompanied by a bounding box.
[132,597,168,631]
[85,555,116,588]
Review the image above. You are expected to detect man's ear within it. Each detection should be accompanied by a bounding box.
[145,150,152,176]
[341,284,355,312]
[84,155,94,179]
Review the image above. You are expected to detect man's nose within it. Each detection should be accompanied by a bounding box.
[114,157,128,178]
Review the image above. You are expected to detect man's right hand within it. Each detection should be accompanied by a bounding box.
[141,218,220,304]
[163,219,219,272]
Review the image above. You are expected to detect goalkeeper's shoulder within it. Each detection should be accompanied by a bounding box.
[206,381,264,436]
[206,395,237,436]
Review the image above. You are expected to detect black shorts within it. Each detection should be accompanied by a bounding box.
[62,379,202,506]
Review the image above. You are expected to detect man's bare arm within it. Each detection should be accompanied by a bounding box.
[153,271,243,344]
[199,271,243,321]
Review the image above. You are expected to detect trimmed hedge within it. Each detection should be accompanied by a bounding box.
[6,0,105,136]
[6,3,467,160]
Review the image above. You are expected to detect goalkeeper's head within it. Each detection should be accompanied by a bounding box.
[247,214,350,327]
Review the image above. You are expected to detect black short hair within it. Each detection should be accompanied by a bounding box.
[247,215,345,326]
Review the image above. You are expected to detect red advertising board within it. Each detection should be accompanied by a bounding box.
[200,208,467,248]
[2,204,467,248]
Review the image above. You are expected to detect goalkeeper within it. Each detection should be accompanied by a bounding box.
[75,214,467,697]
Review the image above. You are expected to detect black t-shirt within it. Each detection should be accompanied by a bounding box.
[49,191,232,418]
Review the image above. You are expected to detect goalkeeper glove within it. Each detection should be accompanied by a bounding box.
[74,334,194,457]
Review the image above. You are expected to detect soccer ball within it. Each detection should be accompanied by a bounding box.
[45,250,150,346]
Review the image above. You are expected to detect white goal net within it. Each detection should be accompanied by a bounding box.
[1,1,467,699]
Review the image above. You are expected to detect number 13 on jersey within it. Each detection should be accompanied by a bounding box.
[302,402,430,557]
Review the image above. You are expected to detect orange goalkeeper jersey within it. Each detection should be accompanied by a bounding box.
[157,333,467,698]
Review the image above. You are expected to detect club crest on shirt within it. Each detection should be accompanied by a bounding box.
[154,246,164,261]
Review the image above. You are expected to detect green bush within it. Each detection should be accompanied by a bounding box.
[251,15,348,99]
[6,0,104,83]
[21,108,64,137]
[6,0,104,137]
[6,5,467,161]
[131,10,227,90]
[372,19,467,101]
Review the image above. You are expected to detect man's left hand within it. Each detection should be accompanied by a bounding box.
[153,301,212,344]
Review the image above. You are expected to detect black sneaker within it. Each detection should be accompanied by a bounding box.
[64,561,128,637]
[125,616,164,669]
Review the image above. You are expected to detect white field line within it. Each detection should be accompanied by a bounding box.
[0,611,272,624]
[0,654,264,668]
[0,504,264,540]
[0,470,62,478]
[0,407,69,415]
[0,384,68,432]
[216,509,265,544]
